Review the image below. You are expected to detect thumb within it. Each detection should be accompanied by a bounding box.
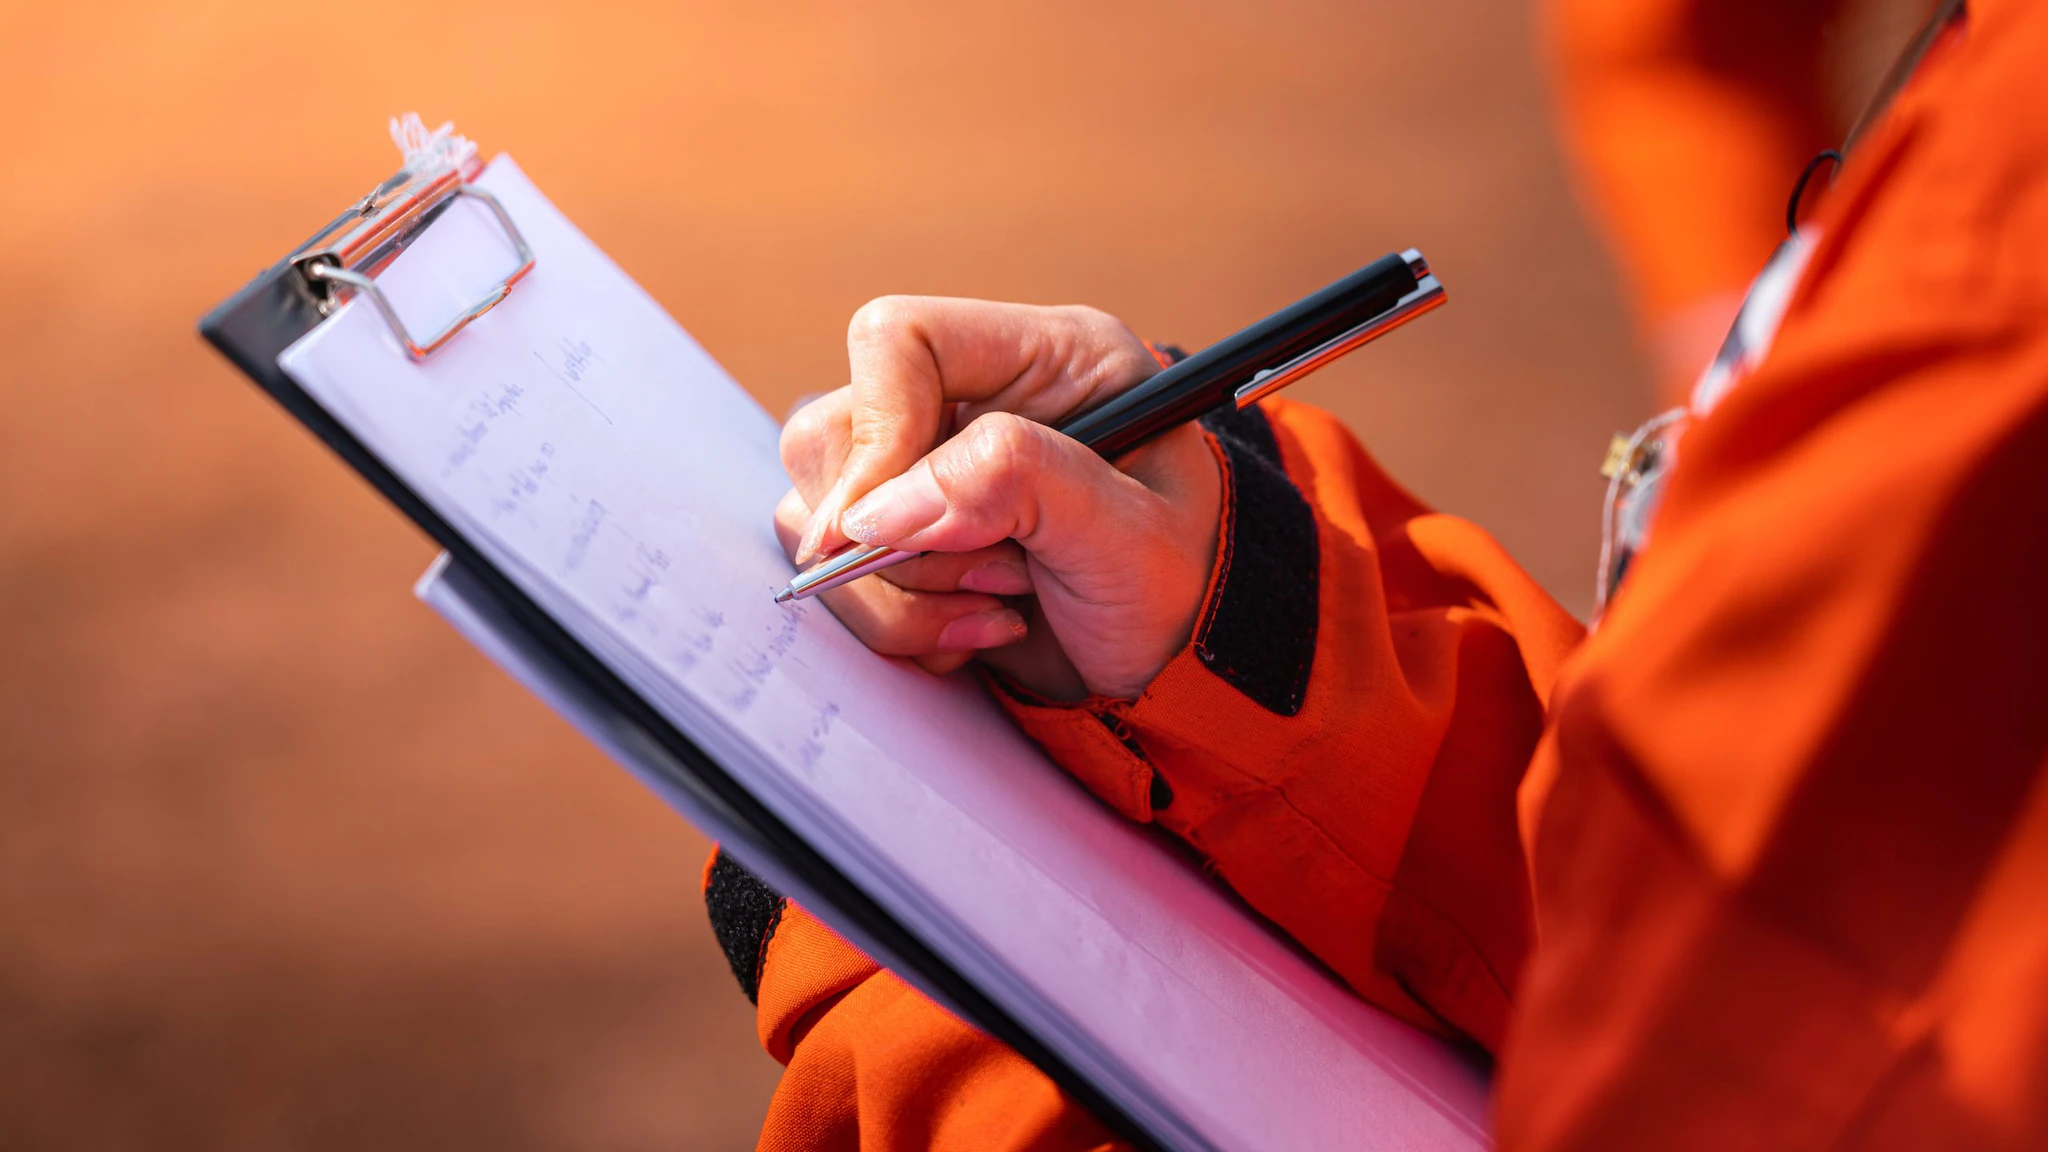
[838,412,1160,577]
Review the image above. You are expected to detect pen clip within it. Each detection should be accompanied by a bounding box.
[1234,250,1447,408]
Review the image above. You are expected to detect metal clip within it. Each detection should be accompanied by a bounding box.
[1234,249,1447,408]
[291,166,534,361]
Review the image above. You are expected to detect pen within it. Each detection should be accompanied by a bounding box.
[774,249,1446,603]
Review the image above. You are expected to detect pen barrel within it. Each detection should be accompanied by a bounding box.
[1056,251,1421,458]
[779,541,914,602]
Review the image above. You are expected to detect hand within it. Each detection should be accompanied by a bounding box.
[775,297,1222,701]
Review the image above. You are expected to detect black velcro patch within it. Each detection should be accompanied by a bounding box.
[1194,405,1320,716]
[704,849,787,1004]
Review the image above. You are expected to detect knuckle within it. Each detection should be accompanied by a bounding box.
[1054,305,1152,393]
[1062,303,1122,338]
[773,487,807,523]
[939,413,1059,542]
[846,407,895,452]
[847,295,918,344]
[1062,304,1137,351]
[778,399,831,469]
[961,411,1045,490]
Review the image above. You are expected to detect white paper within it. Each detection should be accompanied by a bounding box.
[284,156,1491,1152]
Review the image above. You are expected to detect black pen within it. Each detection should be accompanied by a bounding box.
[774,249,1445,603]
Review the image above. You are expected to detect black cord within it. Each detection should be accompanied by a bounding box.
[1787,149,1845,238]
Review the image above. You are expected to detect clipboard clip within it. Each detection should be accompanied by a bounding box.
[289,118,535,361]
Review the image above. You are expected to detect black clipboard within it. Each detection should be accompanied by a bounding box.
[198,137,1173,1152]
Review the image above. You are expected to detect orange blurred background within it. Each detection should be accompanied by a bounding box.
[0,3,1655,1148]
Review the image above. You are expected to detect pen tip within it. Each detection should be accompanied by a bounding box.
[773,587,796,604]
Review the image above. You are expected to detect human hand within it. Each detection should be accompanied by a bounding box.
[775,297,1222,701]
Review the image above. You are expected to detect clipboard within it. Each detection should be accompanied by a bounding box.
[199,119,1492,1152]
[197,121,1170,1149]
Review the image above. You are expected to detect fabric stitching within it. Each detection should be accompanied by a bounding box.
[753,899,786,996]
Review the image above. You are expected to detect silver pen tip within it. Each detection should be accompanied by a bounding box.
[773,586,797,604]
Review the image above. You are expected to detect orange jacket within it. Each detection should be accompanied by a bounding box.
[716,1,2048,1146]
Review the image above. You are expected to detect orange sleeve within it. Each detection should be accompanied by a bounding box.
[1544,0,1854,392]
[754,905,1124,1152]
[715,394,1583,1148]
[995,397,1583,1052]
[1501,7,2048,1145]
[703,850,1123,1151]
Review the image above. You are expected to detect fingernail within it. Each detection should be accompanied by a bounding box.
[842,464,946,546]
[958,559,1031,595]
[796,481,848,565]
[935,608,1029,651]
[795,518,822,566]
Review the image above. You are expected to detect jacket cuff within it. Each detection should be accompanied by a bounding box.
[988,402,1321,821]
[1188,403,1320,716]
[754,902,881,1064]
[984,675,1169,822]
[700,847,886,1065]
[702,846,788,1004]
